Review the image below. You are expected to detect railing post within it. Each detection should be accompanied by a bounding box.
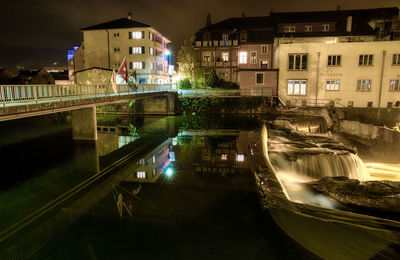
[1,87,5,107]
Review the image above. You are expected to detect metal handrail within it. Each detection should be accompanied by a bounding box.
[0,84,172,107]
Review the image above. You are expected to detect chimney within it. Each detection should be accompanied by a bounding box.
[128,12,132,20]
[346,16,353,32]
[206,13,212,27]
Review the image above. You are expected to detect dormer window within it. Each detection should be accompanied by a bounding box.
[222,34,229,41]
[305,25,312,32]
[322,24,330,32]
[284,26,296,32]
[203,32,211,41]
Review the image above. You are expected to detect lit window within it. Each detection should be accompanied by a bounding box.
[328,55,341,66]
[250,51,257,64]
[356,80,371,91]
[129,62,144,70]
[222,52,229,62]
[221,154,228,160]
[305,25,312,32]
[129,47,143,54]
[288,79,307,95]
[237,154,245,162]
[284,26,296,32]
[288,54,308,70]
[359,55,373,66]
[239,51,247,64]
[136,171,146,179]
[150,47,154,55]
[130,31,143,39]
[392,54,400,65]
[322,24,330,31]
[261,45,268,54]
[256,73,264,85]
[389,80,400,91]
[261,60,268,69]
[326,80,340,91]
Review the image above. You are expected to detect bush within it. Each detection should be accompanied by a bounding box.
[178,78,192,89]
[207,68,219,88]
[195,76,207,89]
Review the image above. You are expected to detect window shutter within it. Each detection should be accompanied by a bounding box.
[129,62,133,70]
[142,46,145,54]
[142,62,146,69]
[142,31,145,39]
[129,47,132,54]
[129,32,132,39]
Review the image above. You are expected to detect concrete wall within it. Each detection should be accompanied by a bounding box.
[277,41,400,107]
[75,68,112,85]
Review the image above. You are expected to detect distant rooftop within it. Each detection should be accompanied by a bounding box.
[81,18,151,31]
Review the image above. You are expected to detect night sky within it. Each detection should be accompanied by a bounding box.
[1,0,398,70]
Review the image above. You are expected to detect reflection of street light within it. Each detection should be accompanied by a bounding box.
[165,167,174,177]
[165,49,171,56]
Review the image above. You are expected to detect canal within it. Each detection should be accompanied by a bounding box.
[0,114,311,259]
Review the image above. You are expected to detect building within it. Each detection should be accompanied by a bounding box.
[77,13,171,85]
[271,7,400,108]
[194,13,278,96]
[193,7,400,107]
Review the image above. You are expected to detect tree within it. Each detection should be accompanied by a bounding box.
[206,67,219,88]
[177,37,196,82]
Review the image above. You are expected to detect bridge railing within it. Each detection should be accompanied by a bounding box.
[0,84,172,106]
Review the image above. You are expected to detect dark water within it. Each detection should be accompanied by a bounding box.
[0,114,307,259]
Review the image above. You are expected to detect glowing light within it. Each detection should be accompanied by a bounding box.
[237,154,245,162]
[165,49,171,55]
[221,154,228,160]
[165,167,174,177]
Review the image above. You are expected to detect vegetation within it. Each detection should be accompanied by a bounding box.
[179,96,265,114]
[178,78,192,89]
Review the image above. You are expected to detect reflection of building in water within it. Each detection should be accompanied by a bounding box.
[97,126,139,156]
[126,139,172,183]
[189,131,250,176]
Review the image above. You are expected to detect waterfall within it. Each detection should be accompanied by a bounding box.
[269,152,370,181]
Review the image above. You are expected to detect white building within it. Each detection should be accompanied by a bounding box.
[80,14,171,84]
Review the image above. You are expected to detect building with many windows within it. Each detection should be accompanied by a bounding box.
[194,14,278,96]
[76,13,171,84]
[193,7,400,107]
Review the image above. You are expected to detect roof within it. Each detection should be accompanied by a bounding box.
[81,18,151,31]
[270,8,399,24]
[199,16,274,32]
[75,67,113,73]
[50,71,69,81]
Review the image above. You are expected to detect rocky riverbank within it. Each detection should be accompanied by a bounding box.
[306,176,400,219]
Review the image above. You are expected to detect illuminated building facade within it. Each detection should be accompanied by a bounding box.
[77,14,171,84]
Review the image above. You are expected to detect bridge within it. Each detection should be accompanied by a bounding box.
[0,84,176,140]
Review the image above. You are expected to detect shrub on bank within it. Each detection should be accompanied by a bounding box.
[178,78,192,89]
[179,97,265,114]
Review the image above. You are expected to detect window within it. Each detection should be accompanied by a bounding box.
[357,79,371,91]
[392,54,400,65]
[203,52,211,62]
[222,52,229,62]
[326,80,340,91]
[222,34,229,41]
[149,32,154,41]
[221,154,227,160]
[129,62,144,70]
[130,31,144,39]
[237,154,245,162]
[367,102,373,108]
[256,73,264,84]
[136,171,146,179]
[250,51,257,64]
[328,55,341,66]
[348,101,354,107]
[261,45,268,54]
[287,79,307,95]
[359,55,373,66]
[284,26,296,32]
[113,48,120,52]
[129,47,144,54]
[322,24,330,31]
[240,31,247,41]
[239,51,247,64]
[261,60,268,69]
[389,80,400,91]
[113,32,119,37]
[305,25,312,32]
[149,47,154,55]
[288,54,308,70]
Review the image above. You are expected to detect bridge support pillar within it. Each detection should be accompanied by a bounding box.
[71,107,98,141]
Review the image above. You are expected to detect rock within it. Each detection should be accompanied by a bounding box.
[305,177,400,214]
